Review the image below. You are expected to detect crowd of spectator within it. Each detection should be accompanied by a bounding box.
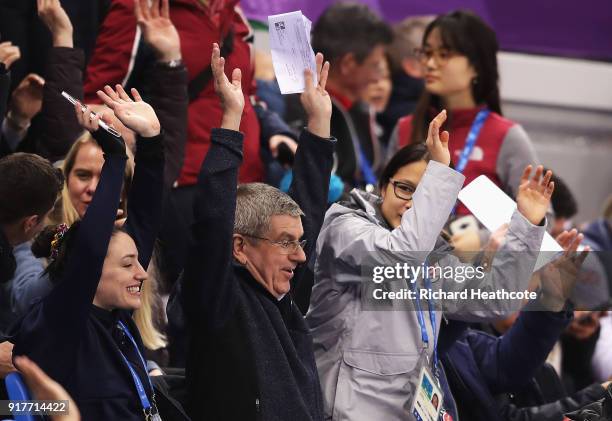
[0,1,610,420]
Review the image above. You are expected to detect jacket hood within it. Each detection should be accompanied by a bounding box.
[328,188,389,228]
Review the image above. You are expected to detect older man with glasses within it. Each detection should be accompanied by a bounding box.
[170,44,335,421]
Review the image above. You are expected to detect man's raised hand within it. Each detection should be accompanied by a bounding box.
[516,165,554,226]
[211,43,244,131]
[135,0,181,62]
[300,53,331,138]
[96,85,161,138]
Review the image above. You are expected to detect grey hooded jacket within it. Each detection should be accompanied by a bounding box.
[306,160,546,420]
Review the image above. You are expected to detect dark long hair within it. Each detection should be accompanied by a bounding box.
[411,10,502,144]
[379,143,430,191]
[32,222,127,285]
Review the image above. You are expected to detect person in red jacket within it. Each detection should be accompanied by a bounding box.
[84,0,262,185]
[390,10,538,216]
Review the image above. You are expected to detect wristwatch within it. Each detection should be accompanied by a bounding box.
[158,58,183,69]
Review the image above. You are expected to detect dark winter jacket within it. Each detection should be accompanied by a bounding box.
[442,310,608,420]
[171,127,334,420]
[12,128,164,421]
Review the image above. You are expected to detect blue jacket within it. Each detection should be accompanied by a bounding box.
[441,310,574,420]
[0,242,51,341]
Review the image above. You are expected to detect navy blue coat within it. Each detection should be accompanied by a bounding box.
[441,310,576,420]
[440,311,604,421]
[172,128,334,420]
[12,129,164,421]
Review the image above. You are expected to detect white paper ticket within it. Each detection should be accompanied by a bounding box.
[268,10,317,94]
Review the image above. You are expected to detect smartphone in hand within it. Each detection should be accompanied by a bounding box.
[61,91,121,138]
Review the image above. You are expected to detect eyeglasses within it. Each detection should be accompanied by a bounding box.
[242,235,307,255]
[413,47,459,67]
[389,179,416,201]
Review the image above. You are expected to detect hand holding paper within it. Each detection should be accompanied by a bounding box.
[458,171,562,271]
[268,10,317,94]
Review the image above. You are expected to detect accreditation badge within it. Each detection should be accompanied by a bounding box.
[150,413,163,421]
[410,356,444,421]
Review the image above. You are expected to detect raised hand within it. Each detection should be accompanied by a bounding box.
[8,73,45,130]
[300,53,331,138]
[516,165,554,225]
[73,101,112,133]
[552,229,589,276]
[425,110,450,166]
[135,0,181,62]
[211,43,244,131]
[37,0,73,48]
[74,102,127,155]
[96,85,161,137]
[538,229,589,311]
[0,41,21,69]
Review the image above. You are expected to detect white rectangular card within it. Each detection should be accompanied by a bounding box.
[458,175,562,270]
[411,365,443,421]
[268,11,317,94]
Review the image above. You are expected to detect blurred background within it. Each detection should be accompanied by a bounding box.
[245,0,612,223]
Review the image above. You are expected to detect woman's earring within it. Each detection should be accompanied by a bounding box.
[472,77,478,85]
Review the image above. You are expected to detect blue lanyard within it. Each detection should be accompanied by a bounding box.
[358,146,377,187]
[411,271,439,373]
[117,321,156,417]
[454,109,490,174]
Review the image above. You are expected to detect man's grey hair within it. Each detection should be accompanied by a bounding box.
[234,183,304,237]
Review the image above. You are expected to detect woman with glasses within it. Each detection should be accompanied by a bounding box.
[391,10,538,217]
[306,109,555,420]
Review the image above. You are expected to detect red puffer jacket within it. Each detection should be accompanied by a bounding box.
[84,0,263,185]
